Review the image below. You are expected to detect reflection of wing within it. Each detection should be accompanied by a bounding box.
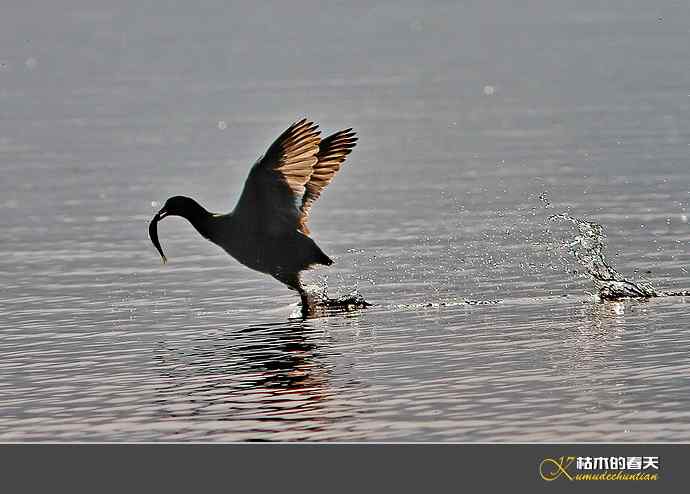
[298,129,357,235]
[233,119,321,235]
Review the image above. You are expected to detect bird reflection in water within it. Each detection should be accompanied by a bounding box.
[151,320,360,439]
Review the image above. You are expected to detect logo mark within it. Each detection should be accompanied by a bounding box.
[539,456,575,481]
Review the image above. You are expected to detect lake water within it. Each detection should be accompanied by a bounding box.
[1,0,689,441]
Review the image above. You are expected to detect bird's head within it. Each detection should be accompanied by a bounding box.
[155,195,199,221]
[149,196,202,264]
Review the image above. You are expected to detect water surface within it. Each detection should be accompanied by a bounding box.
[1,0,689,441]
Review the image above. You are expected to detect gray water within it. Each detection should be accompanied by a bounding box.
[2,1,690,441]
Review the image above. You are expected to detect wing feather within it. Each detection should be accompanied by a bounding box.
[233,119,321,234]
[298,129,357,234]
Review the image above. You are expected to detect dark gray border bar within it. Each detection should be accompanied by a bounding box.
[1,444,684,492]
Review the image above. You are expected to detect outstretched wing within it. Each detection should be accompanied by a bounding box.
[233,119,321,235]
[298,129,357,234]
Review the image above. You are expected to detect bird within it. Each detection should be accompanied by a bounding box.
[149,118,357,312]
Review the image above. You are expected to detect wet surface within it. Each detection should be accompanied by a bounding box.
[1,0,690,441]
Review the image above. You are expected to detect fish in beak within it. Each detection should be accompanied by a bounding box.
[149,208,168,264]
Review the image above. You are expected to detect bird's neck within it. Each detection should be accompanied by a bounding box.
[181,201,215,239]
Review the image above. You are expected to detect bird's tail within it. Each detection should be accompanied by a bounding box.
[312,243,333,266]
[301,233,333,267]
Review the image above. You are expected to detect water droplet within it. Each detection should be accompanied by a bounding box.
[483,85,495,96]
[217,120,227,130]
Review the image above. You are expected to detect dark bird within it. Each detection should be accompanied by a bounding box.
[149,118,357,311]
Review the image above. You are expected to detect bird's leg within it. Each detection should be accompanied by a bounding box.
[299,289,312,317]
[296,282,318,318]
[274,271,314,316]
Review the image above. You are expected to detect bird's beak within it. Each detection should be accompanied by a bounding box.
[149,209,168,264]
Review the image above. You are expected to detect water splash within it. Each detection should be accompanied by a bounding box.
[318,290,372,310]
[394,298,502,311]
[291,282,371,319]
[548,211,675,300]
